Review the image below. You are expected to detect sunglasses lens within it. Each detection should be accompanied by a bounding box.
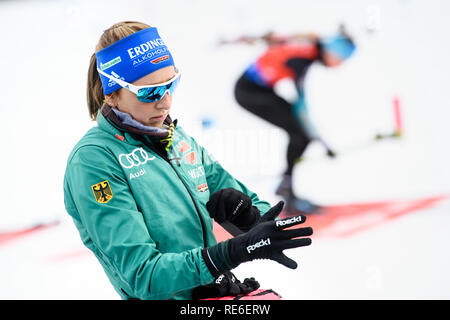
[137,75,180,103]
[137,86,165,103]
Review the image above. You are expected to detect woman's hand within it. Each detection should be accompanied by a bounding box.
[206,188,260,232]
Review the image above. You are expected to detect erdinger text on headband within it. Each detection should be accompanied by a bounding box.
[95,27,176,95]
[97,68,181,103]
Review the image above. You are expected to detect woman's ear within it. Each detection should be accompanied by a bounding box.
[104,92,118,107]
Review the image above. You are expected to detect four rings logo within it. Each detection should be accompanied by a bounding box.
[118,147,156,169]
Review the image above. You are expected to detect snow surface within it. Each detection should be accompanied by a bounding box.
[0,0,449,299]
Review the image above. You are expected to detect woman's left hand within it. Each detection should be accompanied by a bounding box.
[206,188,260,232]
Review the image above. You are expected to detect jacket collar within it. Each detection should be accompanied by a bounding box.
[98,105,177,152]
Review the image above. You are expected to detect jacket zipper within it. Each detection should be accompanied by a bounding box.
[142,140,209,248]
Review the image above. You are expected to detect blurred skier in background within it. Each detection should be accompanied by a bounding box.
[228,26,356,215]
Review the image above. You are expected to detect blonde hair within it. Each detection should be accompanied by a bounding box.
[86,21,151,120]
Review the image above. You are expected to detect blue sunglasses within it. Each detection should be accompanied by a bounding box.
[97,68,181,103]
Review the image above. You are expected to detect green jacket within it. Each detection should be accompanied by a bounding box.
[63,110,271,300]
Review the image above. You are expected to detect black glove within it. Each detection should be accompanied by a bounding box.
[318,138,337,158]
[202,201,313,277]
[206,188,260,231]
[191,271,260,300]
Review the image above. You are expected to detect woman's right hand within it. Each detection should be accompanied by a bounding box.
[206,188,260,231]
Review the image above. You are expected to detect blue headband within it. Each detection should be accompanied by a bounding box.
[96,27,175,95]
[321,36,356,60]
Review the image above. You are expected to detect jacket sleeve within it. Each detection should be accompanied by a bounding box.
[199,144,272,215]
[64,145,214,300]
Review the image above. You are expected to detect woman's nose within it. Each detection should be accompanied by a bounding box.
[155,91,171,108]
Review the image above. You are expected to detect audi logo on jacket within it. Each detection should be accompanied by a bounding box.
[63,110,271,300]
